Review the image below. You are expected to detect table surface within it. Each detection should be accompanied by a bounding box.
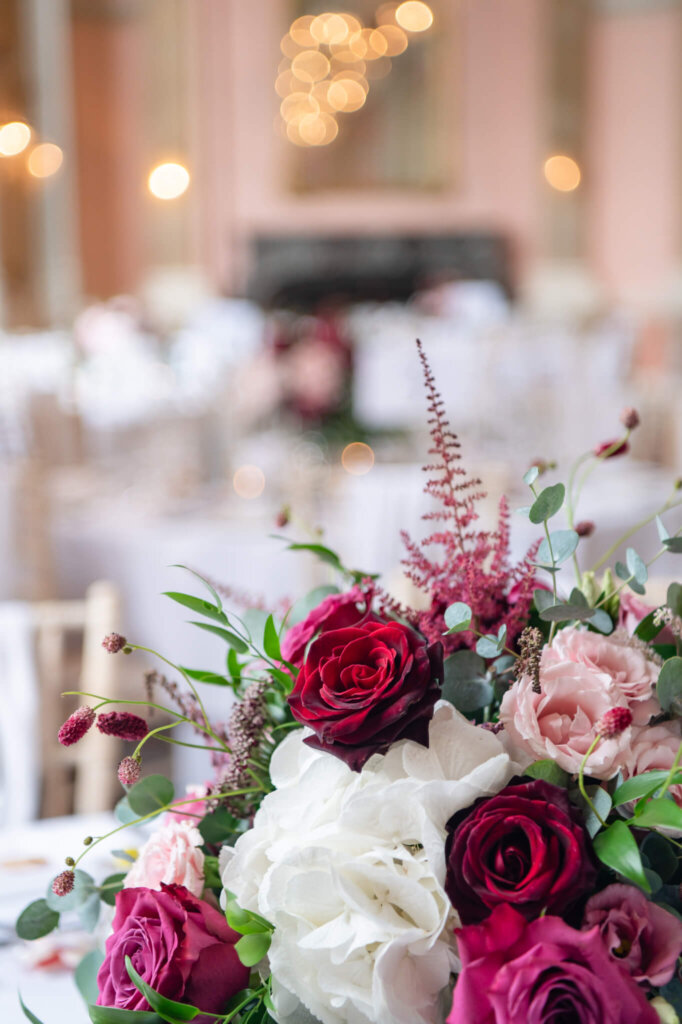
[0,813,135,1024]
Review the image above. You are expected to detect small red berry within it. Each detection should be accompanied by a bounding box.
[597,707,633,738]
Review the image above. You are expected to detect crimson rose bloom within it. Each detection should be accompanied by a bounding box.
[448,903,658,1024]
[97,884,248,1017]
[583,884,682,987]
[445,778,597,923]
[288,619,442,770]
[281,585,376,666]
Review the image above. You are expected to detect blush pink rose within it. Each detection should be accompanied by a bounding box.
[280,585,378,666]
[124,819,205,897]
[448,903,657,1024]
[583,884,682,986]
[499,651,632,779]
[621,721,682,808]
[550,627,660,725]
[165,784,209,826]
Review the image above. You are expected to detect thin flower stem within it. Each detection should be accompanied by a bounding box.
[590,493,681,574]
[572,432,631,524]
[155,735,230,752]
[657,740,682,802]
[132,720,202,760]
[61,691,224,748]
[577,735,607,828]
[566,452,593,530]
[591,525,682,611]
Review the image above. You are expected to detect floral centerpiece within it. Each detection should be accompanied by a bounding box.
[17,341,682,1024]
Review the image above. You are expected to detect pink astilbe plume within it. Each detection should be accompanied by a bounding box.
[383,340,538,655]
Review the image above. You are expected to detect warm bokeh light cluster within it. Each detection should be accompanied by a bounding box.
[277,3,433,147]
[147,161,191,200]
[543,153,581,192]
[27,142,64,178]
[341,441,375,475]
[0,120,32,156]
[0,120,65,180]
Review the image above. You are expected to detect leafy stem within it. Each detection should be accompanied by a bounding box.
[578,735,608,829]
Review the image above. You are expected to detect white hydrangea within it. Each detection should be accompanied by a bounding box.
[221,702,517,1024]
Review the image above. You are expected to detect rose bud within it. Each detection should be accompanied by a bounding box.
[620,407,640,430]
[575,520,595,538]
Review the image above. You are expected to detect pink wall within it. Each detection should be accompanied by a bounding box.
[587,7,681,308]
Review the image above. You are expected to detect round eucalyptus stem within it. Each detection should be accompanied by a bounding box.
[577,735,607,829]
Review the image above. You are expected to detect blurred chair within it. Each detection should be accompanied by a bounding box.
[0,580,123,827]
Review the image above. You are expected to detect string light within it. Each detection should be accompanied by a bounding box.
[27,142,63,178]
[395,1,434,32]
[233,465,266,499]
[0,121,31,156]
[544,154,581,192]
[147,162,190,200]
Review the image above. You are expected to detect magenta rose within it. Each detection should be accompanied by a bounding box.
[445,778,597,923]
[448,903,658,1024]
[288,619,442,770]
[280,585,376,665]
[97,884,249,1017]
[583,884,682,987]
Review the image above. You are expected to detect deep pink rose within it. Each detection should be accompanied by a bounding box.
[448,903,658,1024]
[280,585,376,665]
[288,619,443,770]
[97,884,248,1017]
[583,884,682,987]
[445,778,597,923]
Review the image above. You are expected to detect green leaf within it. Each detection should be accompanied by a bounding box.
[16,899,59,940]
[633,798,682,831]
[115,796,139,825]
[657,516,670,542]
[476,634,502,659]
[663,537,682,553]
[75,949,105,1006]
[529,483,565,525]
[668,583,682,618]
[634,609,664,643]
[125,956,199,1021]
[626,547,648,586]
[235,931,272,967]
[284,541,343,571]
[523,466,539,486]
[89,1007,162,1024]
[568,587,588,607]
[198,808,240,846]
[99,873,127,907]
[127,774,174,817]
[641,832,678,883]
[612,770,682,807]
[288,585,340,627]
[269,666,295,693]
[241,609,269,646]
[77,892,101,932]
[442,652,492,712]
[539,603,595,623]
[443,602,472,633]
[524,760,569,787]
[162,592,227,625]
[179,667,232,687]
[538,530,579,566]
[187,621,248,654]
[19,995,46,1024]
[657,658,682,713]
[226,647,242,685]
[534,588,554,613]
[170,566,222,612]
[587,609,614,634]
[593,820,651,892]
[46,869,96,912]
[263,614,282,661]
[582,786,613,838]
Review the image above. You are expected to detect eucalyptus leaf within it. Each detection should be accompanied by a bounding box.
[187,621,248,654]
[77,892,101,932]
[529,483,565,525]
[587,608,614,634]
[539,603,594,623]
[523,466,539,486]
[46,870,96,912]
[99,873,127,907]
[127,775,174,817]
[615,562,630,581]
[15,899,59,940]
[476,634,502,659]
[524,760,569,787]
[162,592,227,625]
[241,609,269,646]
[626,547,648,586]
[657,516,670,542]
[593,819,651,892]
[582,787,613,838]
[657,657,682,713]
[663,537,682,553]
[115,796,139,825]
[568,587,588,608]
[198,808,240,845]
[534,588,554,613]
[538,530,579,567]
[443,602,472,634]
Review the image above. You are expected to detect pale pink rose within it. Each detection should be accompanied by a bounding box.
[550,626,660,725]
[622,721,682,807]
[499,653,632,779]
[124,819,205,897]
[164,784,209,826]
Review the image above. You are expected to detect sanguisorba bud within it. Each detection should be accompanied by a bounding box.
[596,706,633,738]
[102,632,127,653]
[575,520,595,538]
[118,756,142,786]
[58,706,95,747]
[97,711,149,741]
[52,870,75,897]
[620,407,640,430]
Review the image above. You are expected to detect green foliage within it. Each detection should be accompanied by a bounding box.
[78,892,101,932]
[443,602,472,634]
[127,775,174,817]
[162,592,228,625]
[529,483,565,525]
[288,586,340,627]
[19,996,45,1024]
[263,615,282,661]
[580,786,613,838]
[235,932,272,968]
[441,651,491,713]
[523,466,539,486]
[612,770,682,807]
[45,870,96,912]
[537,530,579,567]
[115,796,140,825]
[198,808,240,846]
[633,798,682,831]
[180,667,232,687]
[626,547,648,586]
[89,1009,161,1024]
[663,537,682,553]
[593,820,651,892]
[124,956,199,1021]
[99,873,127,907]
[187,622,248,654]
[524,760,570,787]
[15,899,59,940]
[75,950,105,1006]
[475,625,507,659]
[657,658,682,713]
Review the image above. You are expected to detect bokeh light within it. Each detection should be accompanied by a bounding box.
[291,50,331,84]
[342,442,375,475]
[375,24,408,56]
[395,1,434,32]
[310,13,350,46]
[327,78,368,113]
[27,142,64,178]
[233,465,266,499]
[289,15,317,47]
[148,162,190,199]
[0,121,31,156]
[375,3,399,26]
[544,154,581,192]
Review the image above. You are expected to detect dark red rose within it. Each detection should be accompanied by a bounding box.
[448,903,658,1024]
[445,778,597,923]
[288,619,442,770]
[97,884,248,1018]
[280,585,377,666]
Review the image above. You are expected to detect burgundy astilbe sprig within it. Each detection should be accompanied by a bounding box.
[58,706,96,747]
[380,340,539,655]
[97,711,149,742]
